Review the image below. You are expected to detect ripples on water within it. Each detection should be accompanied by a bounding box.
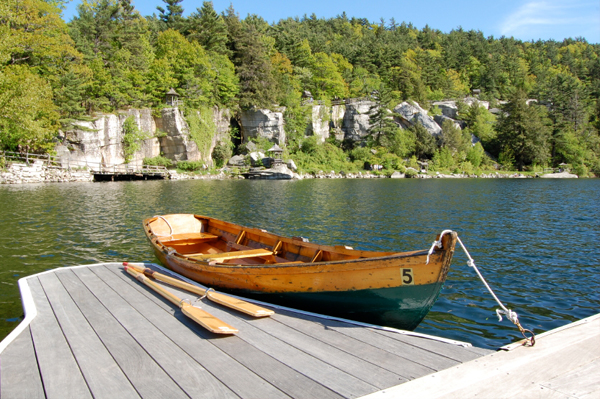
[1,179,599,349]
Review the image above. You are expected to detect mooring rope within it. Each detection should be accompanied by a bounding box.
[427,231,536,346]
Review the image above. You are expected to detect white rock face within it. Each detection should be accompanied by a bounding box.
[393,102,442,137]
[240,108,286,146]
[308,105,330,143]
[432,101,459,119]
[156,108,200,162]
[342,100,376,141]
[59,109,160,170]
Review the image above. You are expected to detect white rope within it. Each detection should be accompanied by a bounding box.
[427,230,534,345]
[426,229,454,264]
[454,235,516,323]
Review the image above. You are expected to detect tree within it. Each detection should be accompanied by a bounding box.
[0,65,59,151]
[235,24,277,109]
[1,0,79,150]
[496,89,552,170]
[188,1,228,55]
[412,123,437,159]
[439,118,469,154]
[309,52,348,100]
[368,85,400,145]
[157,0,185,32]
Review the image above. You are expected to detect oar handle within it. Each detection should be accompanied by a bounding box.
[125,266,182,306]
[127,263,208,296]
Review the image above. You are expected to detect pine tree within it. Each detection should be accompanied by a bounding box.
[496,89,552,170]
[156,0,185,32]
[368,85,400,145]
[236,24,277,109]
[188,1,228,55]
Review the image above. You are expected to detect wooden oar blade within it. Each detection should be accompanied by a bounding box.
[207,291,274,317]
[181,303,238,335]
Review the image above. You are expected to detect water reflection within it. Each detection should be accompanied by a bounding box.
[1,179,599,348]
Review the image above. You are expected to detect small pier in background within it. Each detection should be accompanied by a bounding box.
[1,151,168,182]
[1,262,597,398]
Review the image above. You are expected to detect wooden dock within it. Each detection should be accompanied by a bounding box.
[0,262,490,399]
[363,314,600,399]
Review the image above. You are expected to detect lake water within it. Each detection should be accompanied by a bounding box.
[1,178,598,349]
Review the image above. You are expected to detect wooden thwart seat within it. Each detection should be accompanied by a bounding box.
[158,232,219,244]
[189,248,273,261]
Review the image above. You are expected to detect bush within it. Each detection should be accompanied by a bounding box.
[177,160,204,171]
[143,156,173,168]
[212,141,233,168]
[405,168,418,178]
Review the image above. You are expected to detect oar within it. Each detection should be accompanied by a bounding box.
[123,262,274,318]
[124,266,238,335]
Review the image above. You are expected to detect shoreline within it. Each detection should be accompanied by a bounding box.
[0,161,581,184]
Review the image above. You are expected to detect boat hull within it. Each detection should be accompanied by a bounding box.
[144,214,457,331]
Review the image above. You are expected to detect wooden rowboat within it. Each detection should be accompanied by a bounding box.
[143,214,458,330]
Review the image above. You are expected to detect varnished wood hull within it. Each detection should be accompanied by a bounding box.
[144,214,457,330]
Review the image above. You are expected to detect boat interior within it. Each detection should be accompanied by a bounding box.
[147,214,397,265]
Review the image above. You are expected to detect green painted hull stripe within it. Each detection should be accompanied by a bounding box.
[229,282,445,331]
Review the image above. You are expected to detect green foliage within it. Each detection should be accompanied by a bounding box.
[431,147,456,171]
[466,142,485,168]
[411,123,437,159]
[176,160,204,171]
[1,0,597,175]
[143,155,173,167]
[212,138,233,168]
[496,89,552,170]
[185,106,216,156]
[122,116,148,163]
[187,2,228,54]
[0,65,59,151]
[405,168,418,178]
[368,85,401,146]
[291,140,357,174]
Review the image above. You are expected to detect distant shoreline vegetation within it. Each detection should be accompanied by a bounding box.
[1,0,598,177]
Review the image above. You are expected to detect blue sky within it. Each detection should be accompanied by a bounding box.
[62,0,600,43]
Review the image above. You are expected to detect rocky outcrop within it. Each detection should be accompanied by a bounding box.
[156,108,199,162]
[239,108,285,146]
[394,102,442,137]
[57,109,160,170]
[55,106,233,170]
[342,100,376,142]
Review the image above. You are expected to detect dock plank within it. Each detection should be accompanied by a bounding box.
[69,266,238,399]
[323,319,459,375]
[246,315,406,389]
[94,265,291,399]
[40,270,140,399]
[372,328,492,359]
[29,276,92,399]
[206,307,380,398]
[0,327,45,399]
[271,310,428,380]
[54,268,190,399]
[107,265,344,399]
